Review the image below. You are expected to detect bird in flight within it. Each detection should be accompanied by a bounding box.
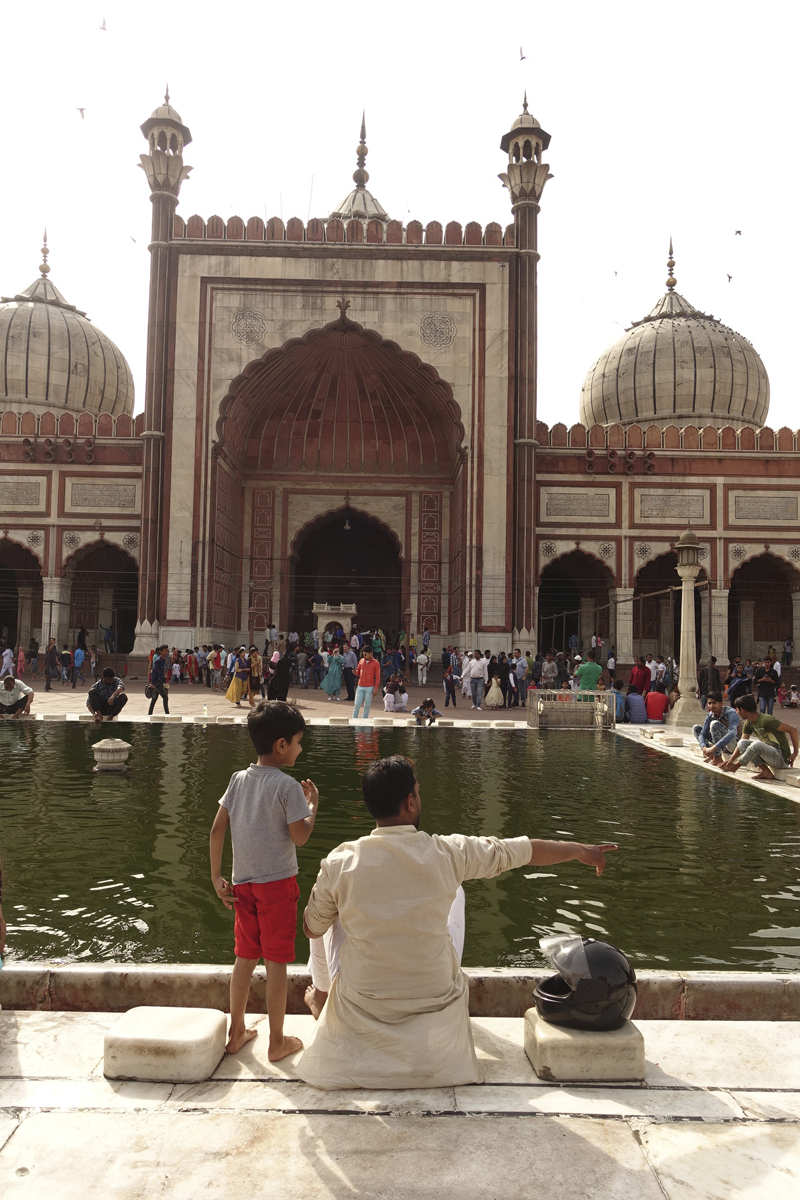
[735,230,741,236]
[520,46,526,60]
[77,108,86,119]
[727,274,732,283]
[100,17,107,30]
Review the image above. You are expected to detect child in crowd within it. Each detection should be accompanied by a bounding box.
[209,701,319,1061]
[557,680,572,702]
[412,698,442,726]
[780,684,800,709]
[612,679,626,723]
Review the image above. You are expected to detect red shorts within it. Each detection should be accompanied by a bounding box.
[232,876,300,963]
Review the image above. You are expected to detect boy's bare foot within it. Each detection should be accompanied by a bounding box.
[752,768,775,781]
[225,1025,258,1054]
[304,985,328,1020]
[718,760,740,772]
[268,1034,303,1061]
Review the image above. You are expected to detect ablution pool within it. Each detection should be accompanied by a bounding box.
[2,722,799,971]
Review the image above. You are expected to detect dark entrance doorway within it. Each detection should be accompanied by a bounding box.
[291,510,402,635]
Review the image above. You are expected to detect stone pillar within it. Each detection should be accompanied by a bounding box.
[499,102,552,636]
[792,591,800,667]
[699,588,710,661]
[711,589,729,663]
[41,577,72,646]
[612,588,634,664]
[739,600,755,661]
[579,598,594,651]
[16,585,34,650]
[666,562,705,727]
[134,100,193,656]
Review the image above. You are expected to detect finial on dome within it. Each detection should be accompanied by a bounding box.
[353,111,369,189]
[165,84,170,105]
[666,236,677,291]
[522,91,529,113]
[39,228,50,277]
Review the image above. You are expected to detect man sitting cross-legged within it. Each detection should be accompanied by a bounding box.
[720,694,799,781]
[86,668,129,724]
[297,754,616,1090]
[693,691,740,763]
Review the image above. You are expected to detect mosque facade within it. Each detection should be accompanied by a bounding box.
[1,97,798,667]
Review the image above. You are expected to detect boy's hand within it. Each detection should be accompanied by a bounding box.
[302,779,319,812]
[213,876,237,910]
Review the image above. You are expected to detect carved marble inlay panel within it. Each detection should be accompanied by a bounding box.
[541,487,615,523]
[70,484,136,509]
[0,481,41,508]
[636,490,708,523]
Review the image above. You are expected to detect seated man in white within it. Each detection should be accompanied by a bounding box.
[297,755,616,1090]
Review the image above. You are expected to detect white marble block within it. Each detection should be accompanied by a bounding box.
[654,734,684,747]
[104,1006,227,1083]
[524,1008,644,1082]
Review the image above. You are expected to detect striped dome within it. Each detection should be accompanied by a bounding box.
[579,290,769,430]
[0,274,134,416]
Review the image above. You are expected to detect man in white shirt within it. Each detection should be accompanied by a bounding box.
[416,650,430,687]
[0,675,34,718]
[0,645,13,678]
[541,653,558,689]
[298,755,616,1090]
[645,654,658,685]
[469,650,488,710]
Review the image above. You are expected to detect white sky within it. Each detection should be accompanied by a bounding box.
[2,1,796,428]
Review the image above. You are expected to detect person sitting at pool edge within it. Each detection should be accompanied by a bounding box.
[296,754,617,1090]
[86,668,128,723]
[693,692,740,763]
[412,698,442,726]
[719,694,799,781]
[644,681,671,723]
[625,684,648,724]
[0,674,34,719]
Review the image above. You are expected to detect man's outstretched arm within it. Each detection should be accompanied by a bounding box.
[528,840,617,877]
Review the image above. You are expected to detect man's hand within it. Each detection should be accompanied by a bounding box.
[213,876,237,910]
[573,843,618,876]
[302,779,319,812]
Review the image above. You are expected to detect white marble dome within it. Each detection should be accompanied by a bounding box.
[0,270,134,416]
[579,288,769,431]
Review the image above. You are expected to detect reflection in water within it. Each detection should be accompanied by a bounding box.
[2,723,800,970]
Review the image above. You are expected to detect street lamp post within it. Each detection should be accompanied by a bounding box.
[666,527,706,727]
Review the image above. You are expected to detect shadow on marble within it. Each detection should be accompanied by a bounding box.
[640,1020,800,1089]
[0,1111,663,1200]
[210,1015,312,1081]
[733,1091,800,1120]
[0,1012,114,1080]
[0,1118,18,1154]
[170,1079,457,1113]
[454,1084,744,1120]
[0,1078,172,1110]
[639,1121,800,1200]
[470,1016,537,1083]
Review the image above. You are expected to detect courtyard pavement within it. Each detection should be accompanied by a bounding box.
[1,1009,799,1197]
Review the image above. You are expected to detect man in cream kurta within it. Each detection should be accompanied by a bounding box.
[297,755,615,1091]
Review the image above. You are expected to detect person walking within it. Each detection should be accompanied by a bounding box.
[226,650,251,708]
[754,658,780,715]
[72,643,86,689]
[148,646,171,715]
[296,646,309,689]
[470,650,488,711]
[43,638,58,691]
[0,643,14,678]
[249,646,264,702]
[353,646,381,720]
[321,646,344,701]
[443,665,457,708]
[342,644,358,702]
[416,649,430,688]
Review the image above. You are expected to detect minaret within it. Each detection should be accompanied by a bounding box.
[330,113,389,222]
[499,95,553,642]
[133,91,192,655]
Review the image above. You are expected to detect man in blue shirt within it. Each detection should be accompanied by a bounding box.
[693,692,740,763]
[625,686,648,724]
[148,645,170,715]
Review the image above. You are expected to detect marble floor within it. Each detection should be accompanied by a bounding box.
[1,1010,799,1197]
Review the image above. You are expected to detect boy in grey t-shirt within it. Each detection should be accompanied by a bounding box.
[210,700,319,1061]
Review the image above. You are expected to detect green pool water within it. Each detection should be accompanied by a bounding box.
[2,722,800,971]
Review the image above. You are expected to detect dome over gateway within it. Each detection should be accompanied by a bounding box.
[0,238,134,416]
[579,244,769,430]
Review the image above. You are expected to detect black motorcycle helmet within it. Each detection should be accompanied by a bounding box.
[533,935,637,1031]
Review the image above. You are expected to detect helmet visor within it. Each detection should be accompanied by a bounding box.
[539,935,592,988]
